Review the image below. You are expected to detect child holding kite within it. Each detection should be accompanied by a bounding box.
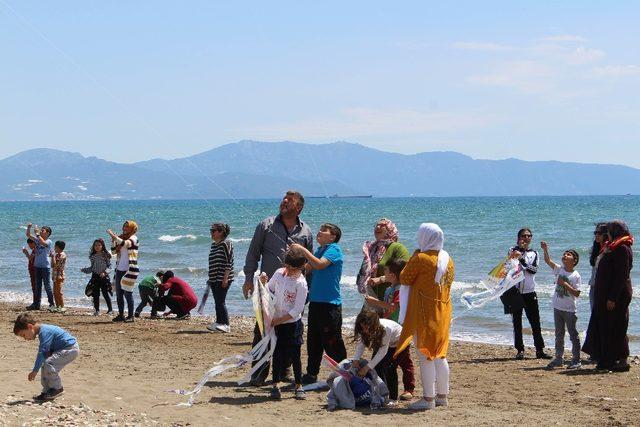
[260,246,308,401]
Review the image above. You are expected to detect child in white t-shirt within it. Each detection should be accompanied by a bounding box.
[540,241,582,369]
[259,247,308,401]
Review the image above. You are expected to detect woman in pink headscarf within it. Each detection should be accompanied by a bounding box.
[357,218,410,310]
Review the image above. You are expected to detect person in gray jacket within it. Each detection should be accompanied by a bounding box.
[242,191,313,385]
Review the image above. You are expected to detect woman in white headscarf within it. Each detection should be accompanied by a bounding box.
[394,223,454,411]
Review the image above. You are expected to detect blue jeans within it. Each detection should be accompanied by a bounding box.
[34,267,54,308]
[115,270,134,317]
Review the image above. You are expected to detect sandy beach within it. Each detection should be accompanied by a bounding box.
[1,301,638,426]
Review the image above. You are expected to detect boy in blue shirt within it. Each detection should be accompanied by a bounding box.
[291,223,347,385]
[14,313,79,401]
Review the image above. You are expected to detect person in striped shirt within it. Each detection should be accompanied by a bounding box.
[206,223,234,333]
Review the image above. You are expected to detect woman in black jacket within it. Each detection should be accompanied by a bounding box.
[582,220,634,372]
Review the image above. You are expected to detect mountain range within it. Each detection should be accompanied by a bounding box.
[1,140,639,200]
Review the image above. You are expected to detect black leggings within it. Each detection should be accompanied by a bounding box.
[91,274,112,312]
[272,320,303,384]
[374,347,399,400]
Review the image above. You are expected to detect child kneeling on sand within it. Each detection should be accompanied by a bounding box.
[352,310,403,402]
[259,247,308,401]
[540,241,582,370]
[14,313,79,401]
[135,271,164,317]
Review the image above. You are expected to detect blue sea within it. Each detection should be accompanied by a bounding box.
[1,196,638,354]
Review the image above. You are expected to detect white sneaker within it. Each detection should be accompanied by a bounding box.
[215,324,231,333]
[567,361,582,370]
[206,323,220,332]
[435,396,448,407]
[93,310,100,316]
[408,398,435,410]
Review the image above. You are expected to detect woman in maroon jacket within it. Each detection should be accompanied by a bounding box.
[582,220,634,372]
[152,271,198,320]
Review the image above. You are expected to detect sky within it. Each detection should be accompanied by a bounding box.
[1,1,639,167]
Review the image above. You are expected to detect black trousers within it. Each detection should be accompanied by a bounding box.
[374,347,399,401]
[210,280,230,325]
[135,287,155,314]
[512,291,545,352]
[272,320,303,384]
[91,274,112,312]
[153,295,187,317]
[306,302,347,376]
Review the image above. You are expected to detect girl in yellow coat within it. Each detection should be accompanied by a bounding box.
[394,223,454,410]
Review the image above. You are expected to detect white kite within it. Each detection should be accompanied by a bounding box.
[169,274,277,406]
[460,258,524,309]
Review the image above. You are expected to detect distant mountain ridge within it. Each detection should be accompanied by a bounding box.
[1,141,639,200]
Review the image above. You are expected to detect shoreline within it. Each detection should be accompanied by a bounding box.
[2,291,638,358]
[1,301,639,426]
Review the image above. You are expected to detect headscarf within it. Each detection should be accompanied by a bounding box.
[116,220,138,250]
[121,220,138,237]
[601,235,634,254]
[376,218,398,242]
[355,218,399,293]
[417,223,450,284]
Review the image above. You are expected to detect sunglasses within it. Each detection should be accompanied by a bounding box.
[210,228,222,233]
[520,234,533,238]
[594,231,607,235]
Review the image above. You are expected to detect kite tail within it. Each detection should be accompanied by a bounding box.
[237,331,277,385]
[167,353,250,406]
[170,273,277,407]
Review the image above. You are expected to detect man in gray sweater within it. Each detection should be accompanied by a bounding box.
[242,190,313,385]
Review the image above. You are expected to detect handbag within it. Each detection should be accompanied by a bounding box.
[84,279,93,297]
[500,286,525,314]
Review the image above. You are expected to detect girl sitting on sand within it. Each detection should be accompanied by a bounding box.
[351,309,403,402]
[81,239,113,316]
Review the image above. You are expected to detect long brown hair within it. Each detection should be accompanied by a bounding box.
[91,238,111,259]
[353,310,385,353]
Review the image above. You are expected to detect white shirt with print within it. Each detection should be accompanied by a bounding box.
[267,268,308,324]
[552,266,581,313]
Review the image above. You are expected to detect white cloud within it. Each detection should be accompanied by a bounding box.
[77,185,88,191]
[238,108,494,140]
[539,35,588,43]
[468,61,554,94]
[565,47,605,65]
[27,179,42,183]
[592,65,640,77]
[452,41,515,52]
